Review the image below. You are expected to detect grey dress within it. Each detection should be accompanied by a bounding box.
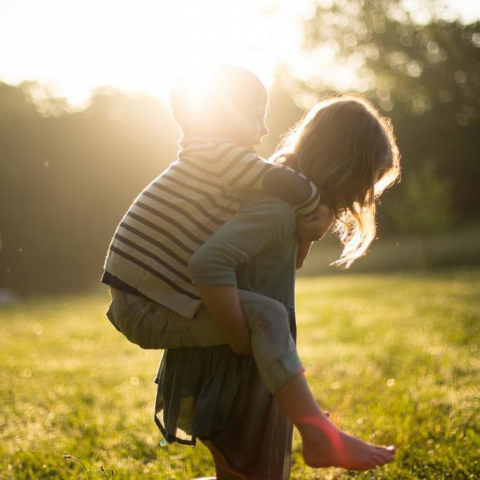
[154,194,298,480]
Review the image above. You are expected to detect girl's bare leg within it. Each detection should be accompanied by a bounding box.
[274,373,396,471]
[203,440,249,480]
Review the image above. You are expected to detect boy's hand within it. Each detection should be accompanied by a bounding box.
[296,205,335,269]
[297,204,335,242]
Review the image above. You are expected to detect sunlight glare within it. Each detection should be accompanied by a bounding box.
[173,60,218,110]
[0,0,314,106]
[0,0,479,107]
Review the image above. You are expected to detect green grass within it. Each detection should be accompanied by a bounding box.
[1,267,479,479]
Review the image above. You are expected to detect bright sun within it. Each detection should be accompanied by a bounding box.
[0,0,478,107]
[0,0,307,106]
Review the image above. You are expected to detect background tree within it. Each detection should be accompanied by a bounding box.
[296,0,480,221]
[384,158,455,267]
[1,1,480,296]
[0,83,179,296]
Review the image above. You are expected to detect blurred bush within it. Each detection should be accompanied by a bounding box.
[384,158,455,236]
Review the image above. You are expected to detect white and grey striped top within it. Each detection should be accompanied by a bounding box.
[103,136,320,318]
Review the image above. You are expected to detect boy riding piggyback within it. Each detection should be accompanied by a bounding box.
[102,63,398,472]
[102,63,325,370]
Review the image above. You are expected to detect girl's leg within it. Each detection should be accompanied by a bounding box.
[275,372,396,470]
[202,441,249,480]
[112,290,395,471]
[233,292,396,471]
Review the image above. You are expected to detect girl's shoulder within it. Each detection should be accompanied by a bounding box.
[241,193,297,230]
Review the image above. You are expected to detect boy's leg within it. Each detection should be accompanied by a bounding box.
[166,289,304,393]
[106,288,304,391]
[235,290,305,394]
[106,289,227,349]
[106,290,167,349]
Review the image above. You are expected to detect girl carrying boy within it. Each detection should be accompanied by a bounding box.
[102,64,400,476]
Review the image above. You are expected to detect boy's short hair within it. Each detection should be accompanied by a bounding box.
[170,63,266,136]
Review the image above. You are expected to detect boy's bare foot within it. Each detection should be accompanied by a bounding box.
[299,421,395,471]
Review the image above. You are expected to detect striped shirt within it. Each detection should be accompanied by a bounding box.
[102,136,320,318]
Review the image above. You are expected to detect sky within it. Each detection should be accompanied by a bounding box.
[0,0,479,107]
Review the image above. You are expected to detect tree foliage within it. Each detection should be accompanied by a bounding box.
[0,83,180,296]
[386,158,454,235]
[302,0,480,119]
[298,0,480,228]
[1,2,480,297]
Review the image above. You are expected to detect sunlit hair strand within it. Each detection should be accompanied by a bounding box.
[271,95,401,269]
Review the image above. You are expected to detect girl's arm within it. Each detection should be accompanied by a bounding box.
[296,205,336,269]
[189,195,296,355]
[185,139,324,268]
[194,284,251,355]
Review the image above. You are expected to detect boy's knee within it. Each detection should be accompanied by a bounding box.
[262,298,288,323]
[239,291,289,331]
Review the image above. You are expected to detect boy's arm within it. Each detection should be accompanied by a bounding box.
[189,197,296,356]
[191,140,321,218]
[262,166,321,219]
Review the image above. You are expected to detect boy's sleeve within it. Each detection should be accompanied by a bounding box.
[261,166,321,219]
[197,141,321,219]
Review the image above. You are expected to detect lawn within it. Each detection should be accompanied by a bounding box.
[1,267,479,479]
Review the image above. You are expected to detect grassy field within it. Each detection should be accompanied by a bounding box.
[1,267,479,479]
[299,222,480,277]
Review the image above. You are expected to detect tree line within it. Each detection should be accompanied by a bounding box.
[1,6,479,296]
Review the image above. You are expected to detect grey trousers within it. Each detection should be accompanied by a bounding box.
[106,290,304,393]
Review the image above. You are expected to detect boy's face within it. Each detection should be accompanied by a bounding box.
[228,89,269,149]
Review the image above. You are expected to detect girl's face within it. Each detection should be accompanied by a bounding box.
[228,89,269,148]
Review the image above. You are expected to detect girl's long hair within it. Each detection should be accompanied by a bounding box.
[271,96,401,269]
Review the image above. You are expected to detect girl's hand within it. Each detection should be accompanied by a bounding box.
[296,240,313,270]
[296,205,335,269]
[297,205,335,242]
